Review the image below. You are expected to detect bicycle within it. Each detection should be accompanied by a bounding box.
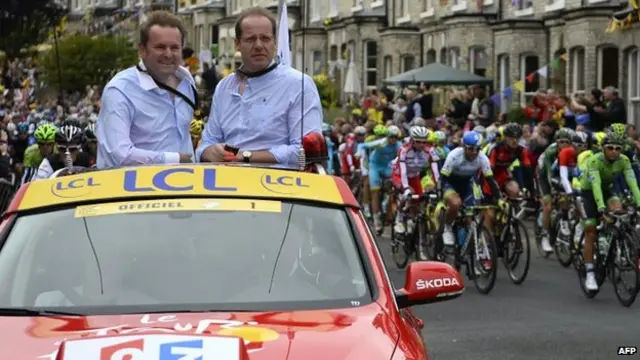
[391,191,439,268]
[492,197,532,284]
[369,177,394,236]
[442,204,498,294]
[574,208,640,307]
[552,193,580,267]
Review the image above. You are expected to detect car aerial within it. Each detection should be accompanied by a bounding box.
[0,163,464,359]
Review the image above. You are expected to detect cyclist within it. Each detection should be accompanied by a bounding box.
[83,122,97,166]
[579,132,640,291]
[537,128,575,252]
[357,125,402,233]
[357,124,390,219]
[21,123,58,184]
[340,126,366,183]
[392,126,440,234]
[441,131,501,246]
[190,118,205,152]
[34,123,92,180]
[323,123,336,175]
[483,123,534,233]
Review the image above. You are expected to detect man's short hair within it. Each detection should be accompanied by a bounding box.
[139,10,187,46]
[234,7,276,40]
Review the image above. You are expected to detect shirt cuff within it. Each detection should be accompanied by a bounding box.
[163,152,180,164]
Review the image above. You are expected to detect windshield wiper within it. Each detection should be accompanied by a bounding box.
[0,307,86,316]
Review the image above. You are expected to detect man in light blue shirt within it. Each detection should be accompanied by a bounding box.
[197,7,322,165]
[96,11,196,169]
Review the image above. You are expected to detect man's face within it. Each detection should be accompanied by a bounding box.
[603,89,614,101]
[38,142,54,157]
[235,15,275,71]
[57,145,80,163]
[603,143,622,161]
[138,25,182,79]
[505,136,518,149]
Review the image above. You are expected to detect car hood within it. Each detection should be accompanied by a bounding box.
[0,302,399,359]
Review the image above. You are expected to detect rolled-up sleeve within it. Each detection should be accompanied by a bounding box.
[269,74,323,165]
[195,88,224,162]
[96,87,177,168]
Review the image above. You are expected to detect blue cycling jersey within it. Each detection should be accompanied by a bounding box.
[358,138,401,168]
[325,136,335,175]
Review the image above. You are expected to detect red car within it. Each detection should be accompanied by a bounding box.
[0,164,464,359]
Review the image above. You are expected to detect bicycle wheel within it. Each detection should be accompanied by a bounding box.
[502,218,531,285]
[468,224,498,294]
[534,215,552,258]
[391,222,413,269]
[419,214,437,260]
[611,230,640,307]
[554,218,574,268]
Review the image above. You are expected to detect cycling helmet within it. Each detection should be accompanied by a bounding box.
[17,122,29,134]
[190,119,205,136]
[373,124,387,136]
[435,131,446,142]
[572,131,588,146]
[34,123,57,143]
[473,125,486,136]
[84,122,97,140]
[554,128,573,141]
[502,123,523,138]
[409,126,429,141]
[601,132,626,146]
[387,125,401,137]
[462,131,483,147]
[593,131,606,148]
[55,124,84,146]
[354,126,366,136]
[609,123,627,138]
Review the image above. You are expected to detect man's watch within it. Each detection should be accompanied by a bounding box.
[242,151,252,163]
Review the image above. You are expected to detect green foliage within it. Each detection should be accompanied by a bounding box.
[39,35,138,92]
[506,105,528,125]
[0,0,65,58]
[312,74,338,110]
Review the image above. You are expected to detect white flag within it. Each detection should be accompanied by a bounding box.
[276,2,291,67]
[536,65,548,77]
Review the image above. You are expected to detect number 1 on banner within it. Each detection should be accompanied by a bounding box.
[100,339,144,360]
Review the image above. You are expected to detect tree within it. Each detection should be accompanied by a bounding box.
[0,0,66,58]
[39,35,138,92]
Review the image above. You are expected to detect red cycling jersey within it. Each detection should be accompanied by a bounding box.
[557,146,577,168]
[484,142,532,192]
[340,135,360,174]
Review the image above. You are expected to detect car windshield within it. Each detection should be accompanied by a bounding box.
[0,198,370,314]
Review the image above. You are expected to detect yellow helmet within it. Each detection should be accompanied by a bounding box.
[593,131,606,149]
[190,119,205,136]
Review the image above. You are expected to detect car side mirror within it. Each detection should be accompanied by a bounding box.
[395,261,464,308]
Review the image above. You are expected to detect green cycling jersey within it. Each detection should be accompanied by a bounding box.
[580,152,640,210]
[23,144,58,168]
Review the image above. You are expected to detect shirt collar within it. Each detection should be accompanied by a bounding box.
[136,60,193,91]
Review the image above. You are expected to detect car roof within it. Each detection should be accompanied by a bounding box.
[10,164,359,213]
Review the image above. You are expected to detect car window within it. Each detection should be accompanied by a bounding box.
[0,199,370,313]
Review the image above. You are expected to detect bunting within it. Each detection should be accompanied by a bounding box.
[606,0,640,32]
[490,53,567,105]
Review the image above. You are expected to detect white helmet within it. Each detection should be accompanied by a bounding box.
[409,126,429,141]
[354,126,366,136]
[387,125,401,137]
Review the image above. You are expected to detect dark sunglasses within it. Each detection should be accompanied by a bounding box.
[604,145,622,152]
[57,146,80,153]
[557,140,570,145]
[413,140,428,145]
[465,146,480,152]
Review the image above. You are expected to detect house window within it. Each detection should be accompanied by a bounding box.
[364,41,378,88]
[570,47,585,93]
[402,55,415,72]
[312,51,322,74]
[310,0,320,21]
[384,56,393,79]
[448,48,460,69]
[439,48,447,64]
[627,48,640,127]
[469,46,487,77]
[210,25,219,46]
[426,49,436,64]
[520,54,539,104]
[597,46,619,89]
[518,0,533,9]
[498,54,510,113]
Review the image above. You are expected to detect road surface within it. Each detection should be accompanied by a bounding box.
[378,224,640,360]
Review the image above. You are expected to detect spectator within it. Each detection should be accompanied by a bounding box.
[597,86,626,126]
[197,6,322,165]
[96,10,196,169]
